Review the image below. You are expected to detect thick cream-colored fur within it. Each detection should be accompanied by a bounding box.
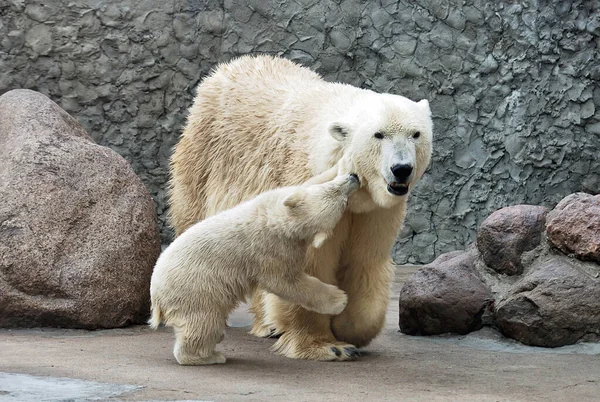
[150,174,359,365]
[169,54,433,361]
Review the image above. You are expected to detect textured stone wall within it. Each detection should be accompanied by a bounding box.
[1,0,599,264]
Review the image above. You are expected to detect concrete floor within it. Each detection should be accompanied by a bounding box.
[1,266,599,402]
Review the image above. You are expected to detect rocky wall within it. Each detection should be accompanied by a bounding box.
[1,0,599,263]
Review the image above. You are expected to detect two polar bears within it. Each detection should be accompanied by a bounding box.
[165,54,433,362]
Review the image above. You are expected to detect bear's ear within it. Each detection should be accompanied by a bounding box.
[283,191,304,209]
[329,122,349,142]
[417,99,431,115]
[311,231,329,248]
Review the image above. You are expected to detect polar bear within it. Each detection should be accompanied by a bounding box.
[168,54,433,361]
[150,173,360,365]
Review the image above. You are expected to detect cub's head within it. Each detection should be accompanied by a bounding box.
[328,92,433,210]
[282,174,360,247]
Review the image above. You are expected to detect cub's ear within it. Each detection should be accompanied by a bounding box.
[417,99,431,115]
[283,191,304,208]
[329,122,349,142]
[311,231,329,248]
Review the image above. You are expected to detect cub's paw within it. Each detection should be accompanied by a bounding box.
[316,285,347,316]
[175,351,226,366]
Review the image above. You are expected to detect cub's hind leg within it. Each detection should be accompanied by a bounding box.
[172,312,227,366]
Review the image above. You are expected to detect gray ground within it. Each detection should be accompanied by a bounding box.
[1,266,599,402]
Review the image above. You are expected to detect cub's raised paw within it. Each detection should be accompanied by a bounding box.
[318,286,348,315]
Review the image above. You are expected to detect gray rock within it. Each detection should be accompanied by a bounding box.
[24,24,52,55]
[391,36,417,56]
[24,3,56,22]
[495,256,600,347]
[399,250,492,336]
[428,23,454,49]
[546,192,600,263]
[0,89,161,329]
[477,205,549,275]
[480,54,499,73]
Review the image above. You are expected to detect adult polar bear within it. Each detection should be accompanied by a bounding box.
[169,54,433,361]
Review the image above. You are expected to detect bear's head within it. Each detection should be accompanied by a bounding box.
[328,93,433,212]
[282,174,360,247]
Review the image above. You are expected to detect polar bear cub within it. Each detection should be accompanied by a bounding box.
[149,173,360,365]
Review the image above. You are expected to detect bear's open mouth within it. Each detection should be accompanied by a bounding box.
[387,182,409,196]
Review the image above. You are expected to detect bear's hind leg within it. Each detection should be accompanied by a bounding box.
[248,289,280,338]
[172,313,227,366]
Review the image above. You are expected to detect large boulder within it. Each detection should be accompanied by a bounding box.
[546,193,600,264]
[476,205,548,276]
[495,257,600,347]
[399,250,492,336]
[0,89,161,329]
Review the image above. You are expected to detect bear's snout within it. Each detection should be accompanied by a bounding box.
[390,163,413,182]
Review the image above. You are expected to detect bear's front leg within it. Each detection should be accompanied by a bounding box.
[267,215,359,361]
[330,260,393,347]
[331,205,406,347]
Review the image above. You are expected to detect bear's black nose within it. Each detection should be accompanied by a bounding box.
[390,164,413,181]
[349,173,359,183]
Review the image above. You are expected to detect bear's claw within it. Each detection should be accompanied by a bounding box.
[328,345,360,361]
[268,329,282,339]
[249,321,279,339]
[345,347,361,357]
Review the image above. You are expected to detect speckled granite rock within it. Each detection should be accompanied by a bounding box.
[0,89,161,329]
[546,193,600,263]
[477,205,548,275]
[495,256,600,347]
[399,250,492,336]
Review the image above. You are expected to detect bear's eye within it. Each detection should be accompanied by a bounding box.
[374,132,384,139]
[413,131,421,139]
